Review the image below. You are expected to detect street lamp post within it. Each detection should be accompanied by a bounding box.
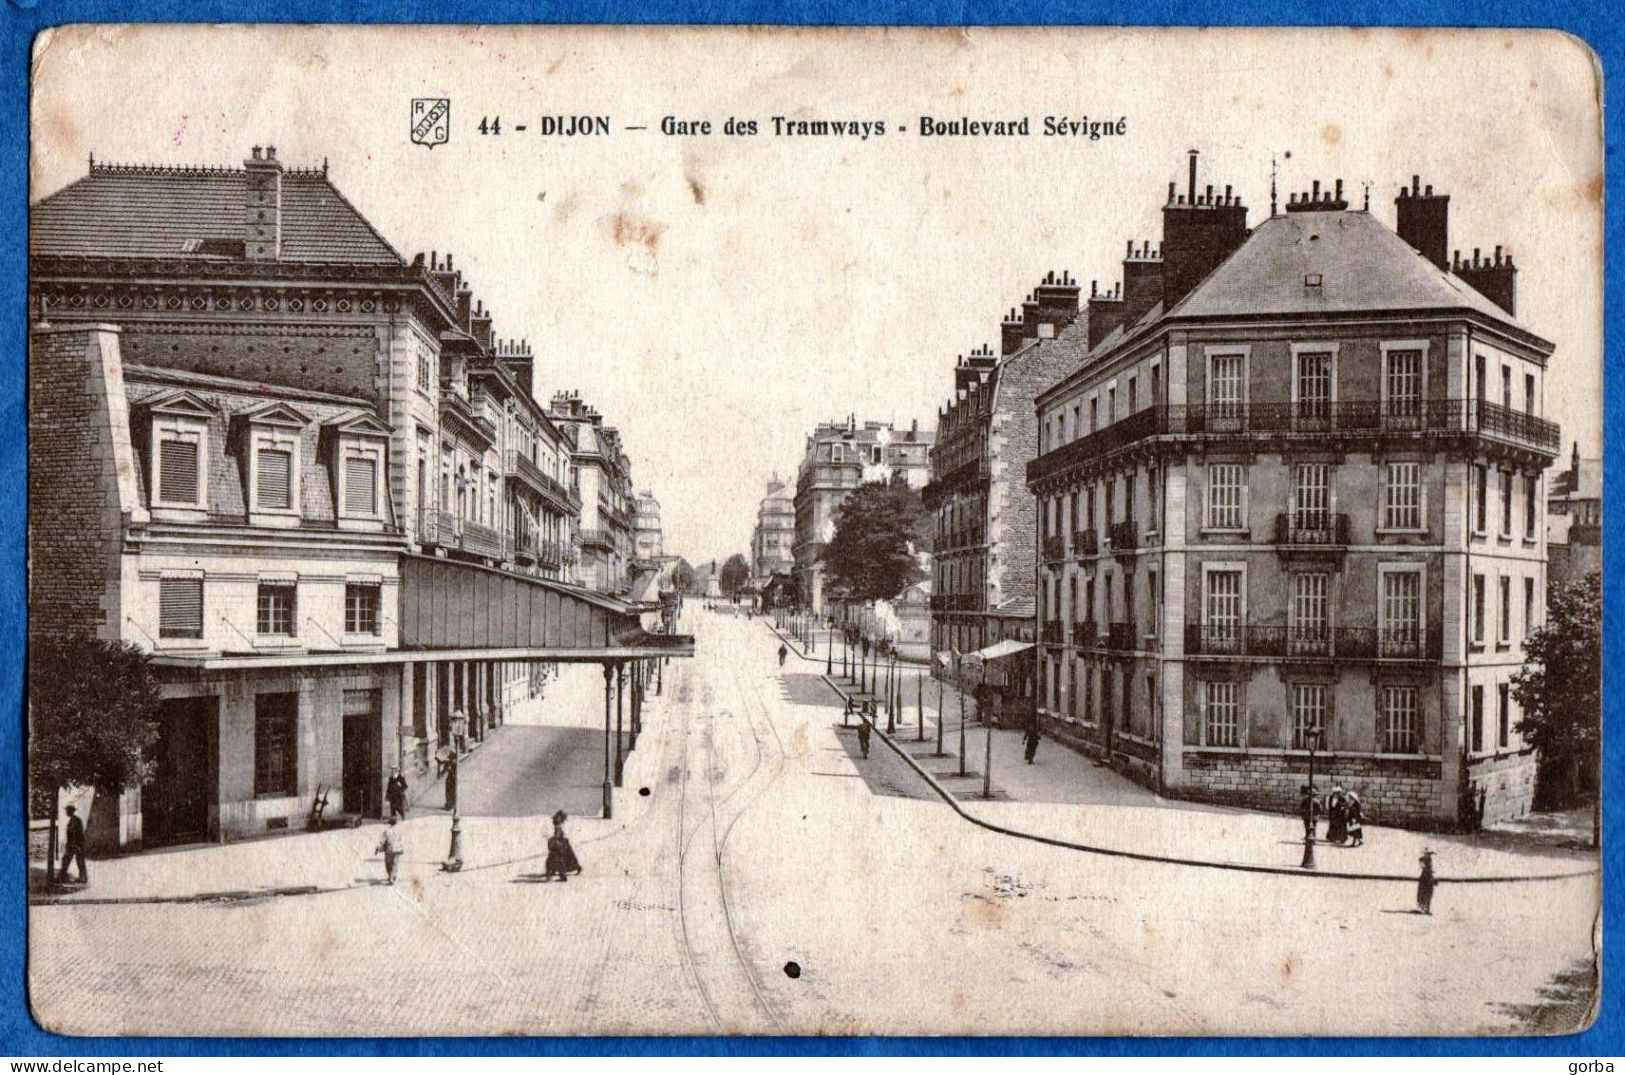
[1303,726,1324,869]
[885,655,896,735]
[957,656,968,778]
[602,663,614,819]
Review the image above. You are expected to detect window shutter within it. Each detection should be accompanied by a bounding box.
[345,455,376,515]
[256,448,292,510]
[159,578,203,638]
[159,440,199,504]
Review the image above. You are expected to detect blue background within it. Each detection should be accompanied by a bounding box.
[0,0,1617,1057]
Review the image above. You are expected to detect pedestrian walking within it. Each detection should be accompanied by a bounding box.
[1024,720,1041,764]
[1345,790,1365,847]
[1326,784,1349,844]
[1416,848,1437,914]
[375,817,404,885]
[56,804,87,885]
[386,767,409,822]
[778,643,788,668]
[443,752,459,811]
[1298,784,1321,840]
[450,707,469,754]
[545,810,583,882]
[856,715,872,759]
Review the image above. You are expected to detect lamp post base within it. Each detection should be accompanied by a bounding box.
[602,780,614,820]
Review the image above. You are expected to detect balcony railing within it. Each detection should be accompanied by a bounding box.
[1273,512,1352,547]
[1183,623,1437,660]
[1073,529,1099,557]
[506,450,582,512]
[419,508,507,561]
[1042,535,1067,563]
[1106,621,1137,650]
[1072,620,1097,646]
[579,528,613,550]
[936,525,987,551]
[1040,620,1064,644]
[930,593,980,612]
[1107,520,1137,553]
[1028,398,1562,486]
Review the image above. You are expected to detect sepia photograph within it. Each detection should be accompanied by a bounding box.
[23,23,1604,1040]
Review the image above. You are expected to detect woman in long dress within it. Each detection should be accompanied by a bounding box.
[545,809,583,882]
[1325,785,1349,844]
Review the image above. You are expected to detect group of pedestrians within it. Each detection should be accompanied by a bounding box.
[374,805,582,886]
[1298,782,1366,846]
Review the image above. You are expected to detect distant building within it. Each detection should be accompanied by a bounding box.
[1026,158,1560,827]
[633,490,665,562]
[1546,442,1600,586]
[751,476,797,581]
[792,417,934,615]
[548,392,639,594]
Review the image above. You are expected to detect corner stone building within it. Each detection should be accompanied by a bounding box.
[1026,162,1560,828]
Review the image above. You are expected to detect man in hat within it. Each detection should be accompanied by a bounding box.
[57,804,87,885]
[1024,719,1041,765]
[778,643,789,668]
[1417,849,1437,914]
[375,816,404,885]
[449,706,469,755]
[856,712,872,759]
[386,767,410,823]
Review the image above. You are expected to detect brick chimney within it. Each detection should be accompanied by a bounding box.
[999,307,1024,356]
[1121,241,1164,327]
[498,338,534,396]
[470,299,494,351]
[1020,293,1041,340]
[1285,178,1349,213]
[1160,151,1249,308]
[1032,270,1081,336]
[242,145,283,260]
[1087,280,1125,350]
[1453,246,1517,317]
[1395,176,1450,271]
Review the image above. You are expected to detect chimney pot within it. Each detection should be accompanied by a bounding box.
[1412,175,1421,195]
[1335,178,1343,201]
[252,146,262,159]
[266,146,276,160]
[1425,184,1433,196]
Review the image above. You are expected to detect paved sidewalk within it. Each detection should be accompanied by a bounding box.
[29,665,672,907]
[814,661,1596,883]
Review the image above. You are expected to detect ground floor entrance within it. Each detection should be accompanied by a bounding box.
[144,696,217,846]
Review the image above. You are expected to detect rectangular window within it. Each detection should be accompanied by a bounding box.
[1210,354,1245,418]
[1525,373,1536,414]
[1205,681,1240,747]
[1381,570,1421,654]
[1386,349,1423,420]
[254,692,298,798]
[1499,576,1512,643]
[1524,578,1536,636]
[1107,387,1117,424]
[1089,399,1098,434]
[1296,351,1333,421]
[1148,568,1161,637]
[1383,462,1421,530]
[255,447,293,511]
[158,577,204,639]
[1293,463,1330,529]
[1291,683,1328,749]
[1292,572,1331,651]
[1500,469,1513,535]
[256,583,296,636]
[1204,569,1243,651]
[1472,574,1486,644]
[1471,685,1485,753]
[1501,366,1512,409]
[1498,684,1511,749]
[345,455,377,516]
[1208,464,1245,529]
[1474,464,1488,533]
[1382,686,1419,753]
[344,583,381,636]
[1525,474,1538,538]
[158,438,201,504]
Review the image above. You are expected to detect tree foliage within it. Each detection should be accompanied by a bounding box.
[1512,571,1601,807]
[819,476,928,604]
[719,553,751,598]
[671,557,698,595]
[29,633,162,815]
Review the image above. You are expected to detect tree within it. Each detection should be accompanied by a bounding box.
[1512,570,1601,812]
[29,634,163,817]
[671,557,698,595]
[819,476,928,604]
[719,553,751,598]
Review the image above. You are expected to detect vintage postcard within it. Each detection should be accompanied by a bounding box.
[25,24,1602,1038]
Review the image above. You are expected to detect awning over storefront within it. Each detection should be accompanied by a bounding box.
[937,640,1035,688]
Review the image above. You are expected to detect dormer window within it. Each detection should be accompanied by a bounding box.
[146,390,214,514]
[325,410,393,530]
[238,402,308,526]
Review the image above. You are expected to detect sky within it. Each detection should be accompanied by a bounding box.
[32,25,1604,566]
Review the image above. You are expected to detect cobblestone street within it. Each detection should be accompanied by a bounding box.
[28,610,1599,1037]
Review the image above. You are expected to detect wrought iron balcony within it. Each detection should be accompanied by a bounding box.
[506,450,582,513]
[1040,620,1065,644]
[1042,535,1067,563]
[1073,529,1099,557]
[1027,397,1561,486]
[1108,520,1137,554]
[1273,512,1352,547]
[418,508,506,561]
[579,528,613,550]
[1072,620,1098,646]
[1105,621,1137,650]
[1182,623,1436,661]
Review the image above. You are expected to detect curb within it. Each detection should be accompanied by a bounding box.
[818,674,1596,886]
